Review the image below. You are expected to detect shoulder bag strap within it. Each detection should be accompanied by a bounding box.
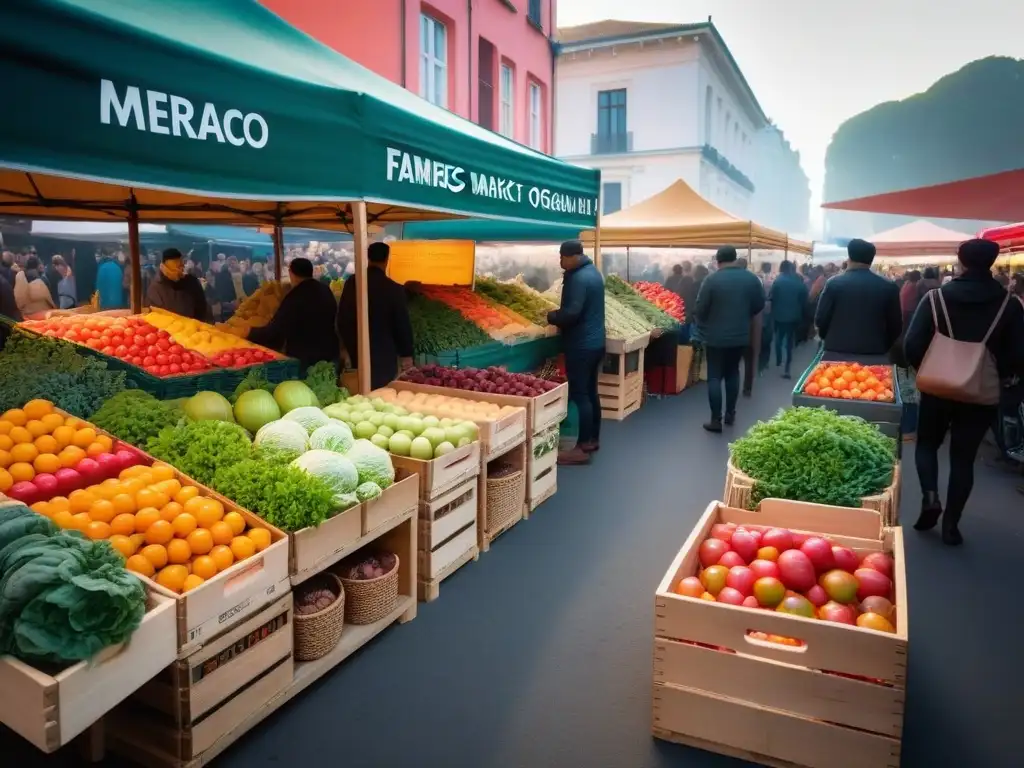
[927,289,943,335]
[935,289,955,340]
[982,292,1012,345]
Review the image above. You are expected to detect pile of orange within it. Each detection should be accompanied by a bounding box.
[29,461,273,594]
[801,362,894,403]
[0,400,112,492]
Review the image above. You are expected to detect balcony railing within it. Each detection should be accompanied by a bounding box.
[700,144,755,193]
[591,132,632,155]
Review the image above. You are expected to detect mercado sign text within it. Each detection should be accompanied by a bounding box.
[100,80,268,149]
[385,147,596,218]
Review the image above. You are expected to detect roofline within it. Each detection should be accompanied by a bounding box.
[555,21,768,126]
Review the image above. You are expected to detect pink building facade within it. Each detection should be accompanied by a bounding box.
[262,0,556,154]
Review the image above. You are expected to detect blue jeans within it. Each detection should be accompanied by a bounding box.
[774,321,798,373]
[705,346,745,421]
[565,347,605,445]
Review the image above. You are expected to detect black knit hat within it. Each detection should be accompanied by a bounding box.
[957,238,1000,271]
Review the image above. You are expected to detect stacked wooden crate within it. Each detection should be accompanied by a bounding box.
[601,335,649,420]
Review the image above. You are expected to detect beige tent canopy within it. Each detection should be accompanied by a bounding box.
[870,220,972,259]
[580,179,811,255]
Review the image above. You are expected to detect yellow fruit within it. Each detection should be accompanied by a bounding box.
[120,465,147,480]
[10,443,38,464]
[129,533,147,552]
[126,554,156,577]
[22,399,53,421]
[48,496,70,513]
[209,544,234,571]
[156,565,189,594]
[175,485,200,504]
[25,420,48,439]
[0,435,12,452]
[8,462,35,483]
[186,528,213,555]
[72,428,97,449]
[0,468,12,493]
[194,499,224,528]
[40,413,65,433]
[182,574,205,593]
[33,453,61,474]
[111,493,136,515]
[71,512,92,531]
[166,538,192,565]
[191,555,218,580]
[109,534,136,558]
[223,511,246,536]
[140,544,168,570]
[153,478,182,498]
[160,501,184,523]
[9,426,32,445]
[31,501,51,517]
[172,513,198,538]
[69,491,97,515]
[0,421,11,436]
[86,442,107,458]
[33,435,58,454]
[0,450,10,470]
[2,408,27,426]
[145,519,174,545]
[59,446,86,468]
[85,521,111,540]
[52,510,76,529]
[150,463,175,482]
[51,425,75,449]
[110,513,137,536]
[209,521,234,547]
[134,507,162,532]
[89,499,117,524]
[95,434,113,452]
[229,536,256,562]
[137,488,169,511]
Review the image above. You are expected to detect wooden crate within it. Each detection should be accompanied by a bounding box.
[605,332,651,355]
[363,471,420,535]
[391,439,481,500]
[389,380,527,460]
[0,590,177,753]
[108,595,294,767]
[417,477,478,602]
[526,444,557,513]
[676,346,694,392]
[599,369,644,421]
[478,441,527,553]
[418,526,479,603]
[653,499,908,768]
[723,458,902,526]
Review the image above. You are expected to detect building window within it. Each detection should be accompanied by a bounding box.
[528,0,543,27]
[529,81,542,149]
[602,182,622,215]
[477,38,496,130]
[500,63,514,138]
[420,14,447,108]
[704,86,713,144]
[595,88,627,153]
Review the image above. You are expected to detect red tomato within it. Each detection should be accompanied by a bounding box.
[130,356,143,366]
[156,365,170,376]
[169,354,182,364]
[144,333,157,344]
[114,345,128,357]
[155,353,168,365]
[169,344,183,355]
[142,356,156,367]
[101,345,115,355]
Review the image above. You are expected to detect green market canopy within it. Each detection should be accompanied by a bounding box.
[399,219,584,243]
[0,0,600,230]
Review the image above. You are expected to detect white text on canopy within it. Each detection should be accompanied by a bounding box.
[100,80,268,149]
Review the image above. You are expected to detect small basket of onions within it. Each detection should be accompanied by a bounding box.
[293,572,345,661]
[337,551,399,625]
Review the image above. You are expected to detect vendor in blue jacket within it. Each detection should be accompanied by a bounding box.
[547,240,605,465]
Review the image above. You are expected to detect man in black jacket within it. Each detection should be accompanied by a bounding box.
[249,257,339,372]
[148,249,213,321]
[815,239,902,356]
[0,271,22,351]
[336,242,414,390]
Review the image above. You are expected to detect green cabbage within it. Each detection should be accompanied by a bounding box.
[355,481,383,502]
[291,449,359,503]
[283,406,332,434]
[233,389,282,434]
[345,439,395,489]
[273,380,319,413]
[254,419,309,453]
[309,422,355,454]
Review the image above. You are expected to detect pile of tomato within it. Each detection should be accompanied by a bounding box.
[801,361,894,402]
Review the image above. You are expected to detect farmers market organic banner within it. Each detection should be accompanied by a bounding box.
[0,0,600,228]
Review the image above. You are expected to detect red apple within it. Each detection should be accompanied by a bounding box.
[725,566,756,596]
[699,538,730,568]
[805,584,828,608]
[819,601,856,625]
[700,565,729,596]
[710,523,736,543]
[730,530,759,563]
[831,546,860,573]
[753,576,786,608]
[749,559,781,580]
[756,545,779,562]
[777,549,816,592]
[761,527,794,552]
[855,568,892,602]
[717,550,746,568]
[860,552,894,579]
[800,537,836,573]
[716,587,746,606]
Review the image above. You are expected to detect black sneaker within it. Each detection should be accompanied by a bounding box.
[723,412,736,426]
[914,492,942,531]
[703,419,723,433]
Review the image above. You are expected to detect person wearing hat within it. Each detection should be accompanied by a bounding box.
[692,246,766,432]
[815,238,902,356]
[904,238,1024,545]
[336,242,414,390]
[547,240,605,464]
[249,257,340,372]
[147,248,212,321]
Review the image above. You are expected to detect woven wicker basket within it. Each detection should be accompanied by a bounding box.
[293,573,345,662]
[338,555,400,625]
[723,458,901,526]
[486,469,524,534]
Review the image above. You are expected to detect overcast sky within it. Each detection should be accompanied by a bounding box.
[558,0,1024,223]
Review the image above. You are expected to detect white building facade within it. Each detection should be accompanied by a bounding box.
[554,20,809,234]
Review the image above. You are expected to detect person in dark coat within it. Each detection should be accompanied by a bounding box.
[899,270,922,330]
[769,260,809,378]
[336,243,413,390]
[664,262,693,303]
[916,266,941,303]
[0,251,14,286]
[693,246,765,432]
[251,257,339,372]
[547,240,606,465]
[815,239,902,356]
[147,249,212,321]
[0,272,22,351]
[904,239,1024,545]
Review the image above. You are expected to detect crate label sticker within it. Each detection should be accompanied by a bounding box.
[218,597,253,627]
[189,610,290,684]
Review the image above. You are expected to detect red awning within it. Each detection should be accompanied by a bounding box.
[822,168,1024,222]
[977,221,1024,250]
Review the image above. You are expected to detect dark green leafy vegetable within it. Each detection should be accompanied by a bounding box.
[730,407,896,508]
[147,420,252,486]
[213,459,335,532]
[90,390,186,447]
[475,277,554,325]
[408,294,491,356]
[305,361,347,406]
[0,330,125,417]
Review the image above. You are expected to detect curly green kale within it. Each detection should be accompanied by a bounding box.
[147,420,252,486]
[213,458,335,532]
[305,361,346,406]
[89,390,186,447]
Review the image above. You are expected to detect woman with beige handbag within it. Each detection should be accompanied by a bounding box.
[903,239,1024,545]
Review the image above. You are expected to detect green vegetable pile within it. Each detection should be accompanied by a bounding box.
[0,330,125,417]
[730,407,896,508]
[0,504,146,667]
[90,390,186,447]
[475,277,555,326]
[212,458,335,532]
[604,275,679,332]
[605,294,654,339]
[408,294,491,355]
[304,361,348,406]
[147,420,253,486]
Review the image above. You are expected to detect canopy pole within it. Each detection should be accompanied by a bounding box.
[352,202,372,395]
[272,224,284,281]
[128,208,142,314]
[626,246,631,282]
[593,208,603,272]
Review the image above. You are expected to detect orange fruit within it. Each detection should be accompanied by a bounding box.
[120,465,147,480]
[182,574,205,593]
[8,427,32,445]
[108,534,136,558]
[52,510,76,529]
[8,462,35,483]
[0,421,11,435]
[33,453,61,474]
[153,478,182,498]
[130,533,147,552]
[25,420,48,439]
[65,416,86,430]
[69,491,97,515]
[137,488,169,511]
[84,521,111,540]
[59,446,86,468]
[0,450,10,470]
[33,435,58,454]
[856,612,895,633]
[71,512,92,531]
[246,528,272,552]
[166,538,191,564]
[31,501,51,517]
[209,521,234,547]
[51,425,75,449]
[111,493,136,515]
[93,480,121,500]
[2,408,27,426]
[88,499,117,523]
[40,413,65,433]
[229,536,256,562]
[10,443,38,464]
[191,555,218,580]
[0,468,12,493]
[186,528,214,555]
[110,513,137,536]
[145,519,174,545]
[140,544,169,569]
[71,428,97,448]
[86,442,107,458]
[22,399,53,420]
[155,565,189,593]
[209,544,234,571]
[95,434,113,452]
[0,434,12,451]
[48,495,70,513]
[121,478,145,497]
[150,463,175,482]
[172,512,198,538]
[175,485,200,504]
[126,554,156,577]
[134,507,161,532]
[159,501,184,523]
[182,495,206,516]
[223,511,246,536]
[195,499,224,528]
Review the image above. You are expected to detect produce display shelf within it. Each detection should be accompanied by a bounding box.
[417,476,478,602]
[653,499,908,768]
[478,441,528,554]
[605,332,651,356]
[391,440,481,500]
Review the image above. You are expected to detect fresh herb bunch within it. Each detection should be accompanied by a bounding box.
[147,420,252,486]
[90,390,186,447]
[408,294,491,356]
[0,329,125,416]
[605,294,654,338]
[305,361,347,406]
[604,275,678,331]
[475,277,554,326]
[213,458,335,532]
[730,407,896,509]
